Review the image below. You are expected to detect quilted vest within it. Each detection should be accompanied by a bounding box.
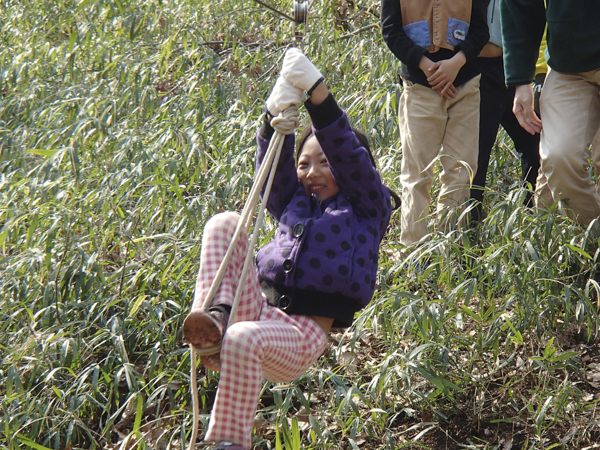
[401,0,472,53]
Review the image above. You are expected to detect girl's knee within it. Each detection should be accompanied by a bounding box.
[542,146,580,173]
[205,212,242,236]
[222,322,261,351]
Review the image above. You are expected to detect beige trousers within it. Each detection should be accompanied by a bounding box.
[399,75,480,246]
[534,68,600,225]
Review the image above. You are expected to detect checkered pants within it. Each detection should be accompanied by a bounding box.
[192,212,328,449]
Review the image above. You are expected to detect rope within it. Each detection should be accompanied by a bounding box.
[187,106,300,450]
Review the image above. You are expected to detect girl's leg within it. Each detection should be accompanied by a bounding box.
[205,307,327,449]
[471,58,509,222]
[398,80,447,246]
[185,212,264,349]
[501,87,541,207]
[438,75,480,229]
[539,68,600,225]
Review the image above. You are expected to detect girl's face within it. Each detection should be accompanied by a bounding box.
[297,135,340,202]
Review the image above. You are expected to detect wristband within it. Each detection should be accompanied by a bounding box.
[264,105,274,121]
[307,77,325,96]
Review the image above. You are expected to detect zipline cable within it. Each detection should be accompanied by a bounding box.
[252,0,295,22]
[251,0,309,49]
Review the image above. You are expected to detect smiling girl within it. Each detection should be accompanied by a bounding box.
[183,48,399,450]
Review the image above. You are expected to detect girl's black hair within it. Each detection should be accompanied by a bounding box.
[296,125,401,210]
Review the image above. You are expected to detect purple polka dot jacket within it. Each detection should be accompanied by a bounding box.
[255,94,393,328]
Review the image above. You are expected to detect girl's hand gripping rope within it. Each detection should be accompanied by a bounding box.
[281,47,324,94]
[265,75,303,120]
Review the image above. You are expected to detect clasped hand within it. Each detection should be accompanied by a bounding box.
[420,53,466,100]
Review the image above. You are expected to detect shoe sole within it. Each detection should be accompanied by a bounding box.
[183,310,223,349]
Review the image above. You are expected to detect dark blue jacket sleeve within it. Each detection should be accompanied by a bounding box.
[381,0,427,70]
[501,0,546,85]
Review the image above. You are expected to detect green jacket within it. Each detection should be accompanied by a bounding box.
[501,0,600,85]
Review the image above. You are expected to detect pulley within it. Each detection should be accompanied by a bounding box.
[292,0,308,51]
[251,0,310,49]
[293,1,309,49]
[293,1,308,23]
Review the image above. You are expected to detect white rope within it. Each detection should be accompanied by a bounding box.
[187,106,300,449]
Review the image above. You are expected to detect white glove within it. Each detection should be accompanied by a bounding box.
[281,47,323,93]
[265,75,303,118]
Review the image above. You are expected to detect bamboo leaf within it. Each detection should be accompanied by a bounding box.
[24,149,60,157]
[565,243,592,260]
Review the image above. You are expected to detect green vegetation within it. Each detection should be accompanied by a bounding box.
[2,1,600,449]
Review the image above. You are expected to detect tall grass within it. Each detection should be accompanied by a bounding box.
[2,1,600,449]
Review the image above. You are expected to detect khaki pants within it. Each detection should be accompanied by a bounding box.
[536,129,600,208]
[399,75,480,246]
[534,68,600,225]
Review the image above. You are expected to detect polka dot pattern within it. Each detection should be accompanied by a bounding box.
[254,110,393,315]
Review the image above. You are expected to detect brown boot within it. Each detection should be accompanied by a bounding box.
[183,305,229,349]
[202,352,222,371]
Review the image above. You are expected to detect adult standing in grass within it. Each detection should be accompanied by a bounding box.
[381,0,489,247]
[183,49,398,450]
[470,0,541,223]
[501,0,600,225]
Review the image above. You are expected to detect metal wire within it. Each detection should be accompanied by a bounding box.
[251,0,295,22]
[251,0,309,24]
[250,0,310,50]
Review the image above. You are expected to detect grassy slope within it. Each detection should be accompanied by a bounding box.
[1,1,600,449]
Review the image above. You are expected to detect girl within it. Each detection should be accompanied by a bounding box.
[381,0,489,246]
[183,49,398,450]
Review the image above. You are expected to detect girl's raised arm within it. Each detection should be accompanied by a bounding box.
[255,76,303,219]
[282,48,392,226]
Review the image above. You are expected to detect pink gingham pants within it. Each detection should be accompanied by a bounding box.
[191,212,328,449]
